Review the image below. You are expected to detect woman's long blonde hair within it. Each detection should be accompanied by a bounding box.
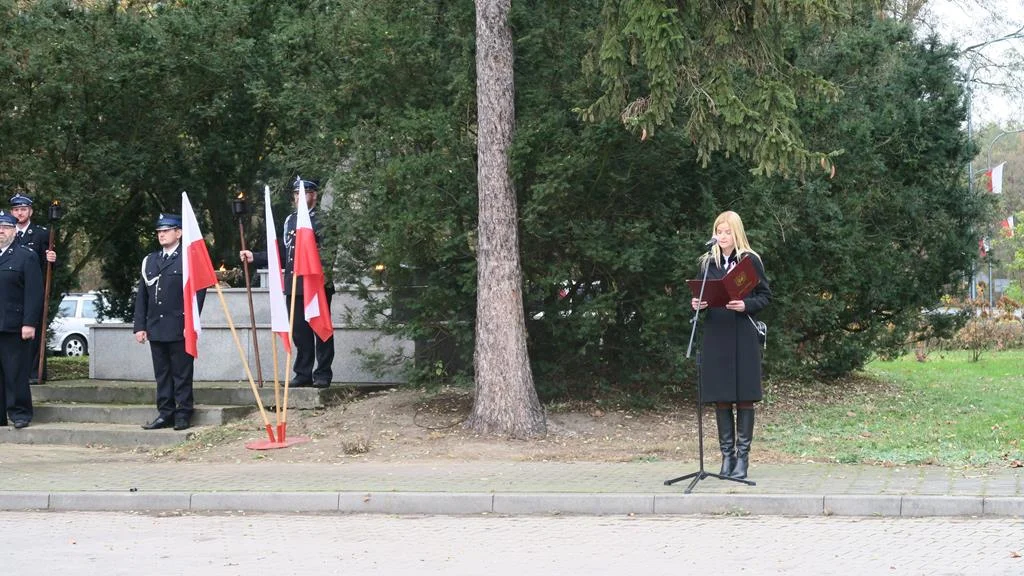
[699,210,759,269]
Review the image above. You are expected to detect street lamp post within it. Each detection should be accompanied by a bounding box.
[960,25,1024,300]
[984,129,1024,308]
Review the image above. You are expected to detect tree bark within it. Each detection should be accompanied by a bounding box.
[465,0,546,438]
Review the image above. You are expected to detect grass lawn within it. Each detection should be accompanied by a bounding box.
[761,350,1024,467]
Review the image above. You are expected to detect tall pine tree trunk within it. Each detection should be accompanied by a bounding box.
[465,0,545,438]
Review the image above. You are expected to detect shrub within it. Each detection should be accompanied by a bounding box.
[951,301,1024,361]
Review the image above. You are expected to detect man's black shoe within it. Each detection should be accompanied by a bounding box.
[142,417,173,430]
[291,379,314,388]
[312,380,330,389]
[173,416,191,431]
[13,420,30,429]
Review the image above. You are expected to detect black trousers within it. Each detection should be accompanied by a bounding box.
[149,339,194,419]
[0,332,34,424]
[289,291,335,383]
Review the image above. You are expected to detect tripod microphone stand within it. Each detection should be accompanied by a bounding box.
[664,248,756,493]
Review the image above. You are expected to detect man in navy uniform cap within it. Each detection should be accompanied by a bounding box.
[10,193,57,384]
[0,209,43,428]
[240,178,335,388]
[133,213,206,431]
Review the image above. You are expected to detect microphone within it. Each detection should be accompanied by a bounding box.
[704,237,718,248]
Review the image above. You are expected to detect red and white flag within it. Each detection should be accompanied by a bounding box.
[989,163,1006,194]
[1002,214,1015,238]
[181,192,218,358]
[293,179,334,342]
[263,185,291,353]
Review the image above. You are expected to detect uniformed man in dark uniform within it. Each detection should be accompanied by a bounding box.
[133,214,206,431]
[240,178,335,388]
[9,193,57,384]
[0,209,43,428]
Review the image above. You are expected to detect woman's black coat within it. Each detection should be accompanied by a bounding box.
[697,252,771,403]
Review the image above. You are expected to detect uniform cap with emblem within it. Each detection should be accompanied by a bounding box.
[0,209,16,226]
[155,213,182,230]
[9,193,33,207]
[292,178,319,192]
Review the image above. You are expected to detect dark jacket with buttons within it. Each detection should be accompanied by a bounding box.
[132,248,206,342]
[253,210,332,296]
[13,222,51,273]
[0,243,43,333]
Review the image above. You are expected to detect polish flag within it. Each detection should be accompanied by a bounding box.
[263,185,291,353]
[988,163,1005,194]
[181,192,218,358]
[293,179,334,341]
[1001,215,1015,238]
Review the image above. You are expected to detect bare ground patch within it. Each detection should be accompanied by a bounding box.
[154,374,896,465]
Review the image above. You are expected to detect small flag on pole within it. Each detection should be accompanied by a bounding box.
[182,192,218,358]
[989,163,1006,194]
[1002,214,1015,238]
[293,179,334,342]
[264,185,292,353]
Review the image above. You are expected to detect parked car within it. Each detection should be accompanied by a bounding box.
[47,292,119,356]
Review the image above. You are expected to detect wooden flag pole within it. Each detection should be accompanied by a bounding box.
[281,272,300,442]
[36,226,56,383]
[37,200,62,383]
[237,220,266,388]
[272,331,282,441]
[214,282,275,442]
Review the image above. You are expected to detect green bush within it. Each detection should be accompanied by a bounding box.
[48,356,89,381]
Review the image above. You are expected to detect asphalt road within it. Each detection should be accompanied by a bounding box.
[3,511,1023,575]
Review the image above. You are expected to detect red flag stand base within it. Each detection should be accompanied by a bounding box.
[245,422,309,450]
[245,435,310,450]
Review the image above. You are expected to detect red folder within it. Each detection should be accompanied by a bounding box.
[687,255,759,308]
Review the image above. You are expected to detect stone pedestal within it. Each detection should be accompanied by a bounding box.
[91,286,410,384]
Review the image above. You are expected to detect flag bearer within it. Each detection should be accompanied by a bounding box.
[133,214,205,431]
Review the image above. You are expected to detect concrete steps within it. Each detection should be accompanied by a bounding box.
[31,380,364,410]
[0,422,196,448]
[6,379,388,448]
[33,404,252,426]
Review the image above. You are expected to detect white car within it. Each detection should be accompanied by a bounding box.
[48,292,118,356]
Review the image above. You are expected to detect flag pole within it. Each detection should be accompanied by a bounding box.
[232,193,265,388]
[215,282,276,443]
[37,200,63,383]
[281,272,299,442]
[272,330,282,441]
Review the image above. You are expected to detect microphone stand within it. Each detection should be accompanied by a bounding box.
[664,247,756,493]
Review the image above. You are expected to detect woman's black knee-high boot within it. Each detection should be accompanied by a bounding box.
[715,408,736,478]
[732,408,755,479]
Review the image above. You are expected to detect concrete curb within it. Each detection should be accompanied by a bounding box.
[3,491,1024,517]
